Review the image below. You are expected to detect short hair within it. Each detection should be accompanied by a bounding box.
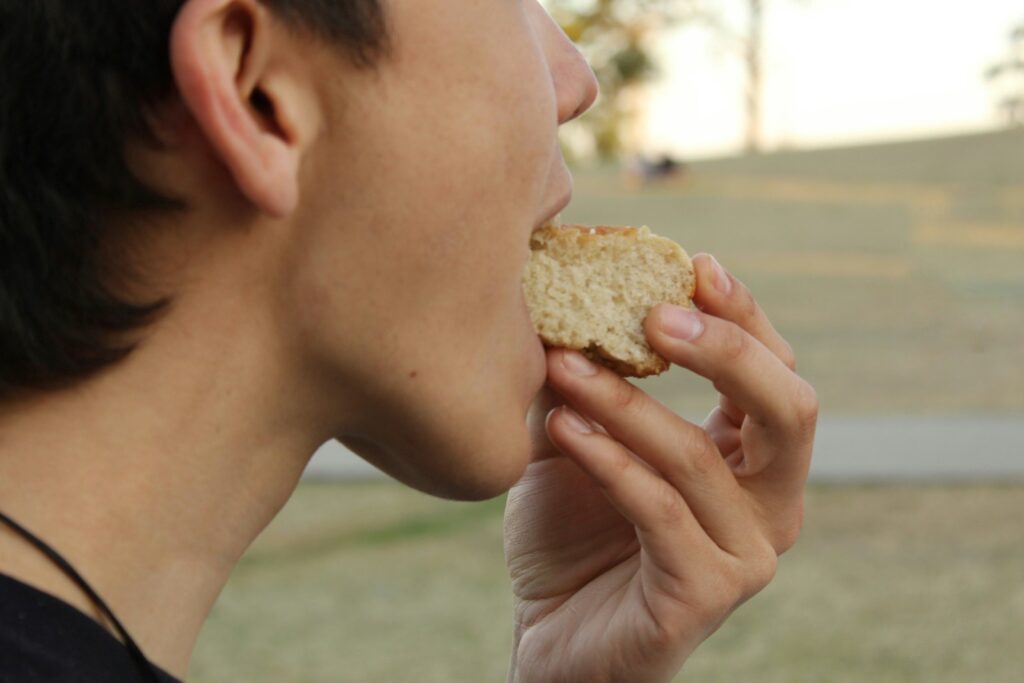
[0,1,387,394]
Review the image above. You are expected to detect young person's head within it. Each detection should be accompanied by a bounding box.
[0,1,597,499]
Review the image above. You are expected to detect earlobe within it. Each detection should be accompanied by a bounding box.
[169,0,306,218]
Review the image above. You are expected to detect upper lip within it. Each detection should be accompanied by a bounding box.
[536,189,572,228]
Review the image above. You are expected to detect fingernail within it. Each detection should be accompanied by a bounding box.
[560,407,593,434]
[710,255,732,295]
[661,305,704,341]
[562,350,598,377]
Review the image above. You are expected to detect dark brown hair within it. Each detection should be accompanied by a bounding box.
[0,0,387,393]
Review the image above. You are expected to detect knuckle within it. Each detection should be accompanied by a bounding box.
[736,283,760,322]
[719,325,751,364]
[681,431,721,478]
[714,565,749,612]
[687,582,734,626]
[605,446,636,480]
[716,559,745,597]
[774,502,805,554]
[609,378,646,420]
[713,546,777,608]
[746,546,779,594]
[790,380,820,434]
[778,340,797,371]
[653,487,690,526]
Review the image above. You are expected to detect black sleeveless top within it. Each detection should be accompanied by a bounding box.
[0,511,182,683]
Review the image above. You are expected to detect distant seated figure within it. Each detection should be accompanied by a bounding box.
[623,153,687,188]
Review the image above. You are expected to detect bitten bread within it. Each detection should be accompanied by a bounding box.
[523,222,696,378]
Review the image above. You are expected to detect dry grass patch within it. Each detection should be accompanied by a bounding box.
[189,482,1024,683]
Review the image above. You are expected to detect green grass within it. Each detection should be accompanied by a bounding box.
[189,481,1024,683]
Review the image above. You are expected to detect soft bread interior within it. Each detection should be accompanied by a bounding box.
[523,224,695,377]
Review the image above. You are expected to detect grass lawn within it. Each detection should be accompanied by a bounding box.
[189,480,1024,683]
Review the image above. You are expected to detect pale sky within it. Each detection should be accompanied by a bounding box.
[636,0,1024,158]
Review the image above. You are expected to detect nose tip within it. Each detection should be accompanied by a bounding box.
[569,66,599,122]
[557,49,600,125]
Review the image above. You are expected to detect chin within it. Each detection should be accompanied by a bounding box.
[340,412,534,502]
[340,315,546,502]
[420,422,535,502]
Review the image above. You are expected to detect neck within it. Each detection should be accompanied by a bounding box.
[0,263,341,679]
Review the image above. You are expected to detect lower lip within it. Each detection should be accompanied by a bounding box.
[529,328,546,367]
[520,233,548,394]
[525,335,547,400]
[519,300,548,393]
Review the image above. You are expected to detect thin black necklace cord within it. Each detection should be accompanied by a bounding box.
[0,509,164,683]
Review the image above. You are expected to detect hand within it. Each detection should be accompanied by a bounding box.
[504,254,817,683]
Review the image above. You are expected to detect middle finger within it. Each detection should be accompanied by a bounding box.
[644,305,818,477]
[545,348,756,552]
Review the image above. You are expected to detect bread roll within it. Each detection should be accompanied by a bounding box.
[523,221,696,378]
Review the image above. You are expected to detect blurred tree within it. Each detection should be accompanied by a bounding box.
[700,0,811,154]
[546,0,700,160]
[547,0,809,160]
[744,0,764,153]
[985,23,1024,127]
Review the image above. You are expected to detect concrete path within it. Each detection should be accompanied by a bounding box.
[303,416,1024,483]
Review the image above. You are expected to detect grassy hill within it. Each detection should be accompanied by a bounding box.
[562,129,1024,416]
[692,127,1024,186]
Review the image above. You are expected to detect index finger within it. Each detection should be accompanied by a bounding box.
[690,254,798,427]
[691,253,796,371]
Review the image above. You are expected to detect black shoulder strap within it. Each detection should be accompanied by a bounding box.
[0,509,164,683]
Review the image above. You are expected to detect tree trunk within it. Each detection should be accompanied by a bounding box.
[745,0,763,153]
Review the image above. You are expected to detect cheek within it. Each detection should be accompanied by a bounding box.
[343,125,550,336]
[383,5,558,206]
[286,4,556,408]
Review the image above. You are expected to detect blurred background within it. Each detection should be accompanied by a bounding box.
[190,2,1024,681]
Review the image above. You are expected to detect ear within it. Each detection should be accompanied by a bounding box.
[169,0,319,218]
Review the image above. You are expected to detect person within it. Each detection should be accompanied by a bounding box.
[0,1,817,681]
[624,153,686,188]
